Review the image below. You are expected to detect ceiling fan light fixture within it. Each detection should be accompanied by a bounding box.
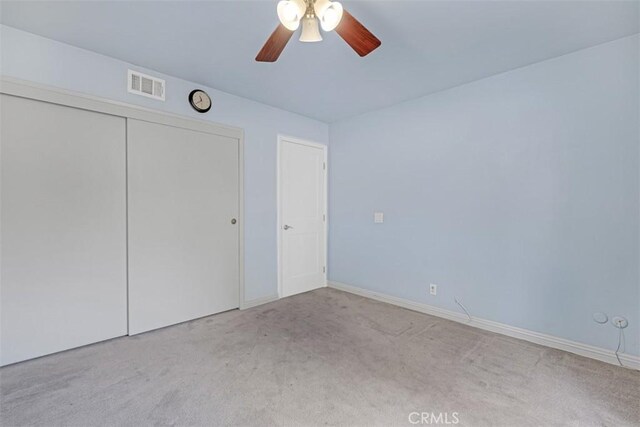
[299,16,323,42]
[314,0,343,31]
[277,0,306,31]
[256,0,381,62]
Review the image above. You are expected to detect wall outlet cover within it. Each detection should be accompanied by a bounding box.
[429,284,437,296]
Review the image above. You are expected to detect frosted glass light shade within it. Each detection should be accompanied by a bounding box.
[314,0,343,31]
[277,0,306,31]
[299,17,323,42]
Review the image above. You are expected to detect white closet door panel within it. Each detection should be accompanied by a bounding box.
[127,119,239,335]
[0,95,127,366]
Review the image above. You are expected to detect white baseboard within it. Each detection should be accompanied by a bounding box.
[328,281,639,370]
[240,294,279,310]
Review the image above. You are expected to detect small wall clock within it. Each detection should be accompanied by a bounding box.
[188,89,211,113]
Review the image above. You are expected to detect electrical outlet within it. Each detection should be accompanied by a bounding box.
[429,284,437,296]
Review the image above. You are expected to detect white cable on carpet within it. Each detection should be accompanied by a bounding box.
[615,326,625,367]
[454,297,472,323]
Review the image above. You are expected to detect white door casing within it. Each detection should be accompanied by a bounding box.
[278,136,327,298]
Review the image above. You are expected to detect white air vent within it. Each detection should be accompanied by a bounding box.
[128,69,165,101]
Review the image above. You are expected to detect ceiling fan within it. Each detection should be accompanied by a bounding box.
[256,0,381,62]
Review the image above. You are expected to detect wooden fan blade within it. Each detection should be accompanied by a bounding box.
[256,24,294,62]
[335,9,381,57]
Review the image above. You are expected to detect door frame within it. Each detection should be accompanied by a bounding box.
[0,76,247,314]
[276,134,328,299]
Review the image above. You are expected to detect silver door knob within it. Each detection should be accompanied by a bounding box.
[283,224,293,230]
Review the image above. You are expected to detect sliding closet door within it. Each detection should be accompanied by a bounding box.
[0,95,127,366]
[127,119,240,334]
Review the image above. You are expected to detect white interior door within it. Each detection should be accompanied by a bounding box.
[127,119,240,335]
[279,137,327,298]
[1,95,127,366]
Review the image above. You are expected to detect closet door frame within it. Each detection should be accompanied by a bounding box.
[0,77,247,317]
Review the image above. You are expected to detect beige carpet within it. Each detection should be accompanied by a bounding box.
[1,287,638,426]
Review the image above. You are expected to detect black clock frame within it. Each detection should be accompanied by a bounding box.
[188,89,211,113]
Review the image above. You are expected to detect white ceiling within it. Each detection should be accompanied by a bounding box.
[1,0,638,122]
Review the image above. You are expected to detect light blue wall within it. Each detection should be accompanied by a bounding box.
[329,35,639,355]
[0,25,329,302]
[3,24,638,356]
